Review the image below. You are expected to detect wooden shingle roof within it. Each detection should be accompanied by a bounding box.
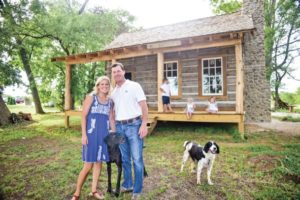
[105,12,254,50]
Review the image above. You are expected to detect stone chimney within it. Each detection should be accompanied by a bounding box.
[242,0,271,122]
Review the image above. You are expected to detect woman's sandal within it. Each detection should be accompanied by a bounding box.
[89,191,105,200]
[71,194,80,200]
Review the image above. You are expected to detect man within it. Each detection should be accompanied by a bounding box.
[110,62,148,200]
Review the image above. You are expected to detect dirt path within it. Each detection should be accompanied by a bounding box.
[246,118,300,136]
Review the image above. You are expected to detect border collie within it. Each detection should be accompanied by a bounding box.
[180,141,220,185]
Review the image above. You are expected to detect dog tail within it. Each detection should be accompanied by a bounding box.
[183,141,191,148]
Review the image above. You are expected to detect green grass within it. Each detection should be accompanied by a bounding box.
[7,104,59,114]
[0,111,299,199]
[273,116,300,122]
[274,104,300,114]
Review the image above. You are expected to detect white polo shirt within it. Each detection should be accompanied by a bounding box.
[111,80,146,121]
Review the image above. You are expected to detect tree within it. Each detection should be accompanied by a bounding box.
[1,0,135,112]
[0,1,22,125]
[27,0,135,110]
[0,60,21,125]
[210,0,241,14]
[0,0,45,114]
[265,0,300,109]
[210,0,300,109]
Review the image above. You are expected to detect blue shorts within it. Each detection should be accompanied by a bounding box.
[162,96,170,105]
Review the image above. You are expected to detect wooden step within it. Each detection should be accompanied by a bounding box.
[147,117,158,135]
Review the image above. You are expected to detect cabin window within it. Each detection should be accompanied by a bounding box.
[164,61,178,96]
[201,57,223,96]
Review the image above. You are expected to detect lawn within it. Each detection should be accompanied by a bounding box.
[0,106,299,200]
[8,104,59,114]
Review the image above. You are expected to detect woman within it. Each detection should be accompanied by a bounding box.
[71,76,115,200]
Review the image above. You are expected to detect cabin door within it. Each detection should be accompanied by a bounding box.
[125,72,132,80]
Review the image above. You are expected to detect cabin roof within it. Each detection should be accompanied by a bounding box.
[105,11,254,50]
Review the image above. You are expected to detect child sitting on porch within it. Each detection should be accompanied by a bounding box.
[206,96,218,113]
[185,98,196,119]
[160,78,173,112]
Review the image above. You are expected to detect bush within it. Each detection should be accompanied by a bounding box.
[7,96,16,105]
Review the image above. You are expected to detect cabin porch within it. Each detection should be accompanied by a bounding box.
[53,24,248,139]
[64,109,244,138]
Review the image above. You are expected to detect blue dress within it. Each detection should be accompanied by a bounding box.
[82,95,111,163]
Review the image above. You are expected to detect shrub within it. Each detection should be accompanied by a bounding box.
[7,96,16,105]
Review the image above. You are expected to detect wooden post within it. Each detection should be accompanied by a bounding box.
[65,63,72,111]
[65,115,70,128]
[111,59,116,87]
[235,40,245,137]
[157,52,164,112]
[235,41,244,114]
[65,63,72,128]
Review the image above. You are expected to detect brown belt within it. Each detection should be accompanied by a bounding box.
[116,116,141,125]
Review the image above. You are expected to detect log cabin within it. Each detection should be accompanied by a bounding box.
[51,0,270,138]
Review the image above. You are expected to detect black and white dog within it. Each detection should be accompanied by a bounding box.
[180,141,220,185]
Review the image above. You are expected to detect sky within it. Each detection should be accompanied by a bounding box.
[97,0,214,28]
[3,0,300,97]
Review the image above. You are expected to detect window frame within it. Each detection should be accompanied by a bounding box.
[163,60,182,99]
[198,56,228,100]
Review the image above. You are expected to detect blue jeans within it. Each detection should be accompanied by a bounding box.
[116,119,144,194]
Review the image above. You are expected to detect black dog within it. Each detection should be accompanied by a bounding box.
[104,133,148,197]
[104,133,124,197]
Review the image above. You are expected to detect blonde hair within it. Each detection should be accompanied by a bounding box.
[209,96,216,102]
[93,76,111,95]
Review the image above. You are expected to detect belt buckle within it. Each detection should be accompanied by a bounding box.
[119,116,140,125]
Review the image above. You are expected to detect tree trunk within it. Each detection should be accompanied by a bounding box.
[0,95,11,125]
[274,84,288,109]
[88,62,97,91]
[17,39,45,114]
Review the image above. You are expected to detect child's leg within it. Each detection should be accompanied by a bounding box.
[167,104,172,112]
[163,104,167,112]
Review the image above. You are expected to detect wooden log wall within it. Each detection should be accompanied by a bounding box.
[164,46,236,111]
[106,46,236,111]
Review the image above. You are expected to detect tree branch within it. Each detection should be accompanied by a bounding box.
[54,63,65,76]
[78,0,89,15]
[276,47,300,57]
[277,23,295,68]
[287,71,300,81]
[275,1,300,69]
[274,38,300,49]
[20,32,56,40]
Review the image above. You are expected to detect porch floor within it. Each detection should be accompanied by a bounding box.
[64,110,244,138]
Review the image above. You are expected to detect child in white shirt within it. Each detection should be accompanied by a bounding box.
[206,96,218,113]
[160,78,173,112]
[185,98,196,119]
